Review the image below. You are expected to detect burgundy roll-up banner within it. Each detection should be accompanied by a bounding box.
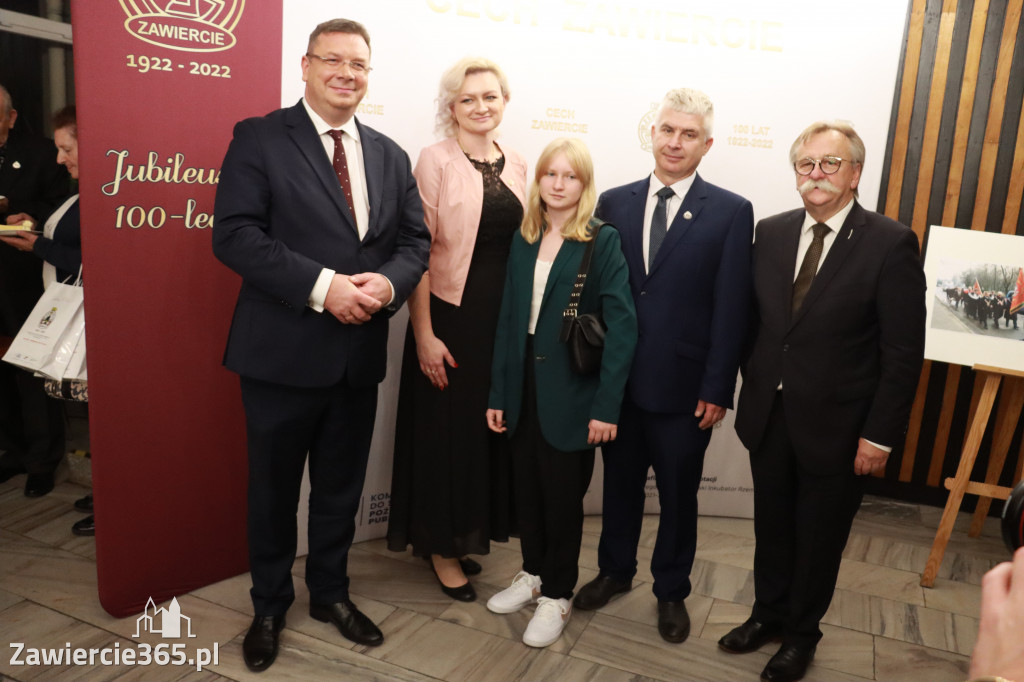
[71,1,282,616]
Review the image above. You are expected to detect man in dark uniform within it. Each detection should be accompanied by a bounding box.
[0,84,70,497]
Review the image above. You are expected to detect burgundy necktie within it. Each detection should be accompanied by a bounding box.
[327,129,355,219]
[792,222,831,314]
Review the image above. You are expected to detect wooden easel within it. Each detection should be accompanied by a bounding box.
[920,364,1024,588]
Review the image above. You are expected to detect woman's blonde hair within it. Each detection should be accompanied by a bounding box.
[435,56,510,139]
[521,138,597,244]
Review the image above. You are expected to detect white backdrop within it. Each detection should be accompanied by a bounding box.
[284,0,910,544]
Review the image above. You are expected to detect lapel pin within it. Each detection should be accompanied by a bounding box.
[683,210,692,220]
[847,230,852,239]
[12,161,20,169]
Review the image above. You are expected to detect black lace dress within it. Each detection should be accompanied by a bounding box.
[387,154,523,558]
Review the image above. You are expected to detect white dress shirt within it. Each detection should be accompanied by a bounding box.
[792,197,855,281]
[642,172,696,273]
[301,99,392,311]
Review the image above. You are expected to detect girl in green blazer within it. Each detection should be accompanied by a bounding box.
[485,138,637,647]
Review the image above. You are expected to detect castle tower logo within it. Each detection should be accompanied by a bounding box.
[637,103,660,153]
[133,597,197,639]
[119,0,244,52]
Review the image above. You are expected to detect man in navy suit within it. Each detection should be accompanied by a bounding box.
[574,88,753,643]
[212,19,429,673]
[720,122,925,682]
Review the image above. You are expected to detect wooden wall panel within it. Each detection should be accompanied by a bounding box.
[869,0,1024,508]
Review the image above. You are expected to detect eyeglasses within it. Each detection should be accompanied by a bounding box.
[794,156,856,176]
[306,54,372,74]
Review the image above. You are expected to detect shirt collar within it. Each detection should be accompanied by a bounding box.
[302,97,361,142]
[802,197,855,234]
[649,171,696,201]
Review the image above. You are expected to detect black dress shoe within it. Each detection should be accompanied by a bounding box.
[573,574,632,610]
[459,557,482,576]
[761,643,816,682]
[242,614,285,673]
[718,618,783,653]
[310,599,383,646]
[657,600,690,643]
[427,558,475,602]
[24,472,54,498]
[74,493,93,513]
[71,515,95,536]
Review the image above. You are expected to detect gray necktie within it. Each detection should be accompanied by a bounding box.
[792,222,831,314]
[649,186,675,269]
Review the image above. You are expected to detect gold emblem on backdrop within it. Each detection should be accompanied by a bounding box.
[637,103,659,152]
[120,0,244,52]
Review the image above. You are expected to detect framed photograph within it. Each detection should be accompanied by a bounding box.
[923,226,1024,372]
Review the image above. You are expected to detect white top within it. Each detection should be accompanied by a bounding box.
[528,259,553,334]
[642,172,696,272]
[41,193,79,288]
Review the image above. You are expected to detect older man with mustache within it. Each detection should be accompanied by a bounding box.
[719,121,926,682]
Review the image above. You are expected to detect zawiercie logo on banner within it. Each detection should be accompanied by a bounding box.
[120,0,244,52]
[637,103,659,153]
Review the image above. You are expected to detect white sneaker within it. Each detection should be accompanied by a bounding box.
[486,571,541,614]
[523,597,571,647]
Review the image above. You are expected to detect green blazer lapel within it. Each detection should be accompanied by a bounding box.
[540,239,581,315]
[512,237,542,337]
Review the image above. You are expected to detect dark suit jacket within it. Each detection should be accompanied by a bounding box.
[734,202,926,475]
[596,173,753,413]
[0,132,70,336]
[489,225,637,452]
[212,101,430,389]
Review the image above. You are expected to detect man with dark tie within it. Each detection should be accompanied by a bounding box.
[212,18,429,673]
[0,83,70,498]
[574,88,753,643]
[719,121,925,682]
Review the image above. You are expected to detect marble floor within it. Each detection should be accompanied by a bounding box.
[0,475,1010,681]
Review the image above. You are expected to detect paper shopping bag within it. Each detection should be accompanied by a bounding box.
[3,281,85,377]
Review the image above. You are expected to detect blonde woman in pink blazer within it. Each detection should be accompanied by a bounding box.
[387,57,527,601]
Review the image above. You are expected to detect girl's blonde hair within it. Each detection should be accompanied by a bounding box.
[521,137,597,244]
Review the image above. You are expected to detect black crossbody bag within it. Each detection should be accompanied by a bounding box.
[558,219,607,375]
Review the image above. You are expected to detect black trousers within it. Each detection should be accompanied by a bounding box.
[0,363,64,474]
[510,338,594,600]
[749,394,864,647]
[240,375,377,616]
[598,395,711,601]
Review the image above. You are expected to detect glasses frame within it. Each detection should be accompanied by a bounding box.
[305,53,373,74]
[794,156,857,176]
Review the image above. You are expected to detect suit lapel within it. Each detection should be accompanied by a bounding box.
[790,202,866,327]
[619,180,648,280]
[777,213,803,327]
[515,237,542,333]
[647,173,707,277]
[541,238,578,313]
[358,119,384,241]
[284,102,358,234]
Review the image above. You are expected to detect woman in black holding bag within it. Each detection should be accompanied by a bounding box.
[485,137,636,648]
[1,105,90,534]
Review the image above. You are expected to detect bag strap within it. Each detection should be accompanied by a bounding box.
[562,217,605,321]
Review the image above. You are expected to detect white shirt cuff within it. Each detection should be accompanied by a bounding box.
[308,268,336,312]
[864,439,892,454]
